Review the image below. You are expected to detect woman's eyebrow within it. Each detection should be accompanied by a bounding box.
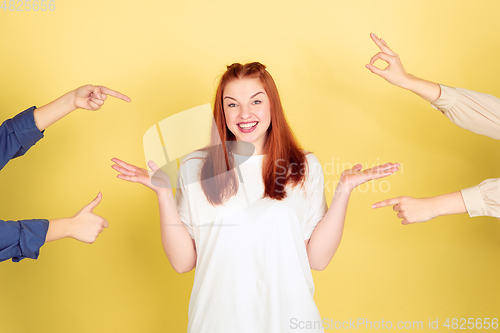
[251,91,264,98]
[223,91,264,101]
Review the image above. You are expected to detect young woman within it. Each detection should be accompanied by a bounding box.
[112,62,399,332]
[366,33,500,223]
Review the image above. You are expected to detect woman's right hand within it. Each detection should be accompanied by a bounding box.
[372,196,439,225]
[365,32,441,103]
[111,158,171,194]
[74,85,131,111]
[365,33,412,88]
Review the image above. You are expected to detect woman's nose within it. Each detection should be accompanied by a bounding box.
[240,105,252,118]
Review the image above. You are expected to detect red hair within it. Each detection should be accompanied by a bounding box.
[200,62,307,205]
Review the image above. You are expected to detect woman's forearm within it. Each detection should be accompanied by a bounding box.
[306,162,400,270]
[46,218,71,242]
[156,189,197,273]
[306,186,351,271]
[33,90,77,131]
[424,191,468,218]
[400,75,441,103]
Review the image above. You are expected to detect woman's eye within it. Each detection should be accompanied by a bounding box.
[252,100,262,105]
[227,103,237,108]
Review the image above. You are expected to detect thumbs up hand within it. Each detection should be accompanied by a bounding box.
[70,192,109,243]
[45,192,109,243]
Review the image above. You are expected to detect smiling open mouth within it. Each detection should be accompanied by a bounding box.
[238,121,258,129]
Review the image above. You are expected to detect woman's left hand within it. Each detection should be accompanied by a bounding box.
[338,162,400,193]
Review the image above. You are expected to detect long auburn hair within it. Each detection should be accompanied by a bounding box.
[200,62,308,206]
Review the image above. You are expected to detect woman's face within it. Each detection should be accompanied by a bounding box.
[223,78,271,155]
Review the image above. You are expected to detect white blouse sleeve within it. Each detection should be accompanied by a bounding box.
[302,154,328,240]
[431,84,500,219]
[175,167,195,239]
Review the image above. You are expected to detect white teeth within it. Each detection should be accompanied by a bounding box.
[238,122,258,129]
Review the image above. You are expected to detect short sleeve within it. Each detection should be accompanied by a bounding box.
[302,154,328,240]
[175,168,194,239]
[461,178,500,219]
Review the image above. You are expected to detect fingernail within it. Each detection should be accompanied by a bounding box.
[372,204,376,208]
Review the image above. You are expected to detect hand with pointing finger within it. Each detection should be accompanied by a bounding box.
[33,84,131,132]
[371,196,438,225]
[372,191,467,225]
[73,85,132,111]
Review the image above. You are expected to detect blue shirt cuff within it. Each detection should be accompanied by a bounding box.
[0,219,49,263]
[11,106,44,150]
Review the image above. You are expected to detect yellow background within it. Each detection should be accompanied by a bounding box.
[1,0,500,332]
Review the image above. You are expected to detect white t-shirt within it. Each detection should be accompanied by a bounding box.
[175,150,328,333]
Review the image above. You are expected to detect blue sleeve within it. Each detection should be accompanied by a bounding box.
[0,106,45,171]
[0,219,49,262]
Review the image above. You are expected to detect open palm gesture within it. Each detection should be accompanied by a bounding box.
[338,162,400,193]
[112,158,171,194]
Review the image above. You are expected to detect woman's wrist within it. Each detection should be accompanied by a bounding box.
[433,192,467,217]
[400,75,441,103]
[156,187,174,200]
[67,89,80,111]
[334,179,353,196]
[46,218,72,242]
[399,74,420,91]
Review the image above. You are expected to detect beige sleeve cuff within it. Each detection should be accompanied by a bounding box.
[431,84,500,139]
[461,178,500,218]
[431,84,458,112]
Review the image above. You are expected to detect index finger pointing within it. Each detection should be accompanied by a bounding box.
[372,197,401,209]
[99,86,132,102]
